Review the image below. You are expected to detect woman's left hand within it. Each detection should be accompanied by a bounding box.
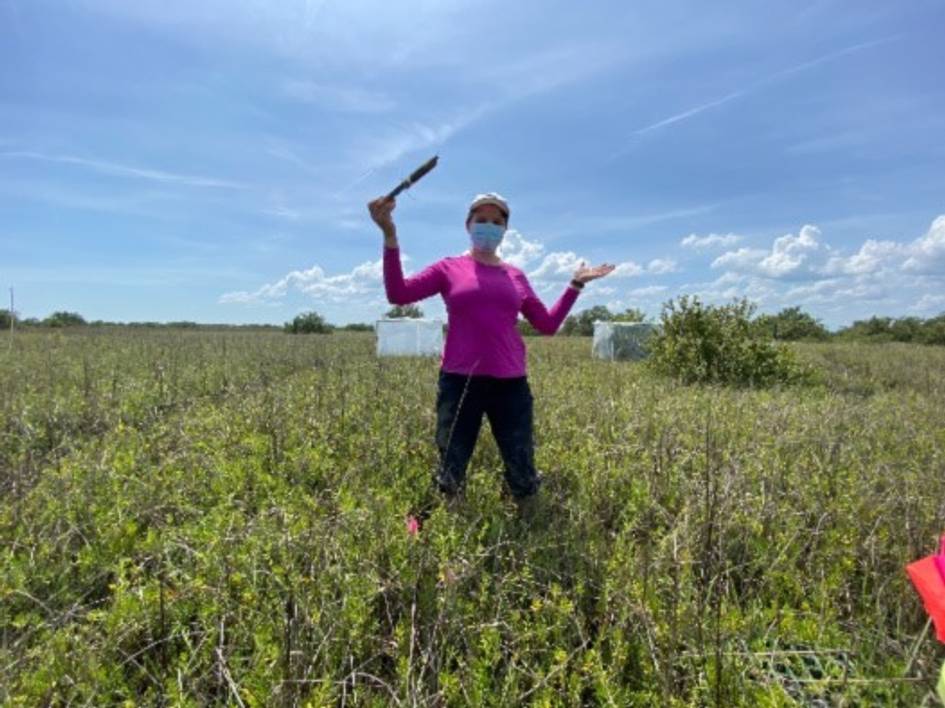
[573,262,616,284]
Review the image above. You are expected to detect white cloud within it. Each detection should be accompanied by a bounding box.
[647,258,678,274]
[628,285,668,297]
[498,229,544,268]
[220,257,386,304]
[681,232,741,249]
[525,250,667,286]
[712,217,945,282]
[711,248,769,272]
[759,225,822,277]
[218,228,698,313]
[527,251,585,280]
[903,215,945,273]
[611,261,645,278]
[712,225,826,279]
[824,239,902,275]
[912,293,945,313]
[693,214,945,324]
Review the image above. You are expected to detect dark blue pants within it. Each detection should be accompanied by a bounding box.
[434,370,541,499]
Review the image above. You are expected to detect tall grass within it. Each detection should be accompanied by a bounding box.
[1,330,943,705]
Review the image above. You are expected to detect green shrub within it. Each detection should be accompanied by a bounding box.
[754,306,830,341]
[385,304,423,318]
[284,311,333,334]
[835,313,945,345]
[43,311,87,328]
[561,306,643,336]
[648,296,805,386]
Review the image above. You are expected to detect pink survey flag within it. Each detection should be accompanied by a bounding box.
[906,534,945,643]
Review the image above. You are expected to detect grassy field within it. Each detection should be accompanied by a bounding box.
[1,329,944,705]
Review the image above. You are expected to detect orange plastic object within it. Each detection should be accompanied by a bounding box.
[906,536,945,643]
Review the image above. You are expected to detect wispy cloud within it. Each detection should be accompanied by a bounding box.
[476,40,628,100]
[350,104,492,172]
[0,176,176,217]
[634,90,745,136]
[348,41,627,174]
[281,79,396,113]
[580,203,720,235]
[265,141,326,176]
[2,151,247,189]
[619,35,899,146]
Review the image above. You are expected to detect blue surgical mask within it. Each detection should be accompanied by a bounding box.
[469,222,505,252]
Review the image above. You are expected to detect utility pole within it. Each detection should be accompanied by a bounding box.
[9,287,13,348]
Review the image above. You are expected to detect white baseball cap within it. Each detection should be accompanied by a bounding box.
[467,192,510,220]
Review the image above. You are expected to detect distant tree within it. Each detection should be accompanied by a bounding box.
[43,311,87,327]
[385,304,423,319]
[834,314,945,345]
[889,316,923,342]
[341,323,374,332]
[919,313,945,345]
[612,307,646,323]
[0,309,15,330]
[562,306,613,336]
[517,318,539,337]
[836,316,895,342]
[754,307,830,341]
[284,311,333,334]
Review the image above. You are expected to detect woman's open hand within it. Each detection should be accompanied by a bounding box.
[573,262,616,284]
[368,196,396,235]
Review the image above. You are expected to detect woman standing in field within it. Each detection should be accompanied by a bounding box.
[368,192,614,510]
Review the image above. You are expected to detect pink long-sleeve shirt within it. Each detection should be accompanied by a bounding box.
[384,246,580,377]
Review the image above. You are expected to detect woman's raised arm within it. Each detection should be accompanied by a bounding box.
[369,195,445,305]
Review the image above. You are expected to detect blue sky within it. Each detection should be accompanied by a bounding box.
[2,0,944,328]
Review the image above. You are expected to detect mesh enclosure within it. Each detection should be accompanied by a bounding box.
[375,319,445,357]
[592,322,659,361]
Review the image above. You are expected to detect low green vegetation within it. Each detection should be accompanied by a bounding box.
[754,306,830,342]
[385,305,424,319]
[647,297,806,387]
[561,306,645,336]
[835,314,945,345]
[284,311,333,335]
[1,329,943,704]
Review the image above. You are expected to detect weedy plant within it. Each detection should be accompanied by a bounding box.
[0,328,943,705]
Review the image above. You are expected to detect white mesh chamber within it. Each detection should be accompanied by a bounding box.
[375,319,445,357]
[592,322,659,361]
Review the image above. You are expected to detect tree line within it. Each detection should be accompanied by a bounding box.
[4,305,944,345]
